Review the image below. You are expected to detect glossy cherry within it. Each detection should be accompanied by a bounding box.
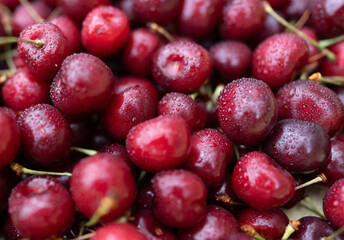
[90,223,148,240]
[323,178,344,228]
[320,40,344,76]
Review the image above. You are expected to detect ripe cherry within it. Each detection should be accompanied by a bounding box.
[323,178,344,228]
[90,223,148,240]
[320,40,344,77]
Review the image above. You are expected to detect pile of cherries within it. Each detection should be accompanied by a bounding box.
[1,0,344,239]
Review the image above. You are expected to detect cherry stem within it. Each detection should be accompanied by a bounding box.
[281,220,301,239]
[309,72,344,86]
[0,71,13,84]
[0,36,44,48]
[234,144,241,161]
[302,195,326,220]
[71,147,98,156]
[5,45,17,73]
[241,225,266,240]
[147,22,175,42]
[19,0,44,22]
[319,35,344,49]
[85,192,118,227]
[293,8,311,29]
[295,173,327,190]
[263,1,336,62]
[0,3,13,35]
[215,194,246,205]
[321,225,344,240]
[10,162,72,177]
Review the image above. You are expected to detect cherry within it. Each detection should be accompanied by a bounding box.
[252,33,309,91]
[133,0,180,25]
[209,41,252,83]
[102,85,156,141]
[323,178,344,228]
[282,174,306,209]
[152,40,212,93]
[12,0,52,36]
[255,12,284,43]
[178,205,240,240]
[116,0,136,22]
[135,175,155,210]
[263,119,331,173]
[177,0,223,39]
[221,0,265,41]
[216,78,278,145]
[0,0,20,10]
[122,28,162,77]
[3,217,24,240]
[57,0,111,24]
[282,0,313,20]
[17,104,72,167]
[90,223,149,240]
[237,208,289,240]
[0,111,20,169]
[152,169,207,228]
[126,115,191,172]
[81,6,130,57]
[1,67,50,111]
[158,92,207,132]
[218,232,256,240]
[300,27,320,60]
[8,175,75,240]
[321,40,344,77]
[70,153,136,223]
[276,80,344,137]
[266,0,285,9]
[17,21,70,81]
[50,53,115,117]
[184,128,235,187]
[231,151,295,210]
[0,167,19,213]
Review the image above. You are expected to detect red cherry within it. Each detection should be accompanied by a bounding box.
[323,178,344,228]
[90,223,148,240]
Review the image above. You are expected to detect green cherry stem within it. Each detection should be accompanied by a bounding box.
[71,147,98,156]
[309,72,344,86]
[321,225,344,240]
[241,225,266,240]
[295,173,327,190]
[10,162,72,177]
[319,35,344,49]
[0,36,44,47]
[281,220,301,239]
[302,195,327,220]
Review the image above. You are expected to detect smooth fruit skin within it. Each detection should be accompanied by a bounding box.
[216,78,278,145]
[8,176,75,240]
[81,6,130,57]
[90,223,149,240]
[126,115,191,172]
[70,153,137,222]
[152,169,207,228]
[323,178,344,228]
[231,151,295,210]
[321,40,344,77]
[252,33,309,91]
[276,80,344,137]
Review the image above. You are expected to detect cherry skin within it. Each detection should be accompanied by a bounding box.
[50,53,115,117]
[1,68,50,111]
[126,115,191,172]
[282,174,306,209]
[70,153,136,223]
[255,12,284,43]
[91,223,149,240]
[323,178,344,228]
[276,80,344,137]
[17,104,72,167]
[152,169,207,228]
[282,0,313,20]
[17,21,70,81]
[252,33,309,91]
[8,175,75,240]
[231,151,295,210]
[320,40,344,77]
[3,217,24,240]
[81,6,130,57]
[216,78,278,145]
[0,168,19,213]
[152,40,212,93]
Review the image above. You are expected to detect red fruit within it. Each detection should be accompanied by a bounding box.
[81,6,130,57]
[126,115,191,172]
[252,33,309,91]
[231,151,295,210]
[321,40,344,76]
[90,223,148,240]
[323,178,344,228]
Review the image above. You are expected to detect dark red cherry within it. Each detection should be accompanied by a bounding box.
[179,205,240,240]
[300,27,320,60]
[50,53,115,117]
[70,153,136,222]
[221,0,265,41]
[276,80,344,137]
[90,223,148,240]
[3,217,24,240]
[266,0,285,8]
[135,175,155,210]
[252,33,309,91]
[184,128,235,187]
[8,176,75,240]
[282,174,306,209]
[231,151,295,210]
[320,40,344,76]
[126,115,191,172]
[152,40,212,93]
[1,68,50,111]
[122,28,162,77]
[263,119,331,173]
[81,6,130,57]
[323,178,344,228]
[0,168,19,213]
[152,169,207,228]
[0,0,19,10]
[133,0,180,25]
[158,92,207,132]
[0,111,21,169]
[17,22,70,81]
[210,41,252,83]
[17,104,72,167]
[177,0,223,39]
[102,86,156,141]
[216,78,278,145]
[12,0,52,36]
[255,12,284,43]
[237,208,289,240]
[218,232,256,240]
[282,0,313,20]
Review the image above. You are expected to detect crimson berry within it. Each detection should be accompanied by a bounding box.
[321,40,344,76]
[90,223,148,240]
[323,178,344,228]
[8,176,75,240]
[152,40,212,93]
[81,6,130,57]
